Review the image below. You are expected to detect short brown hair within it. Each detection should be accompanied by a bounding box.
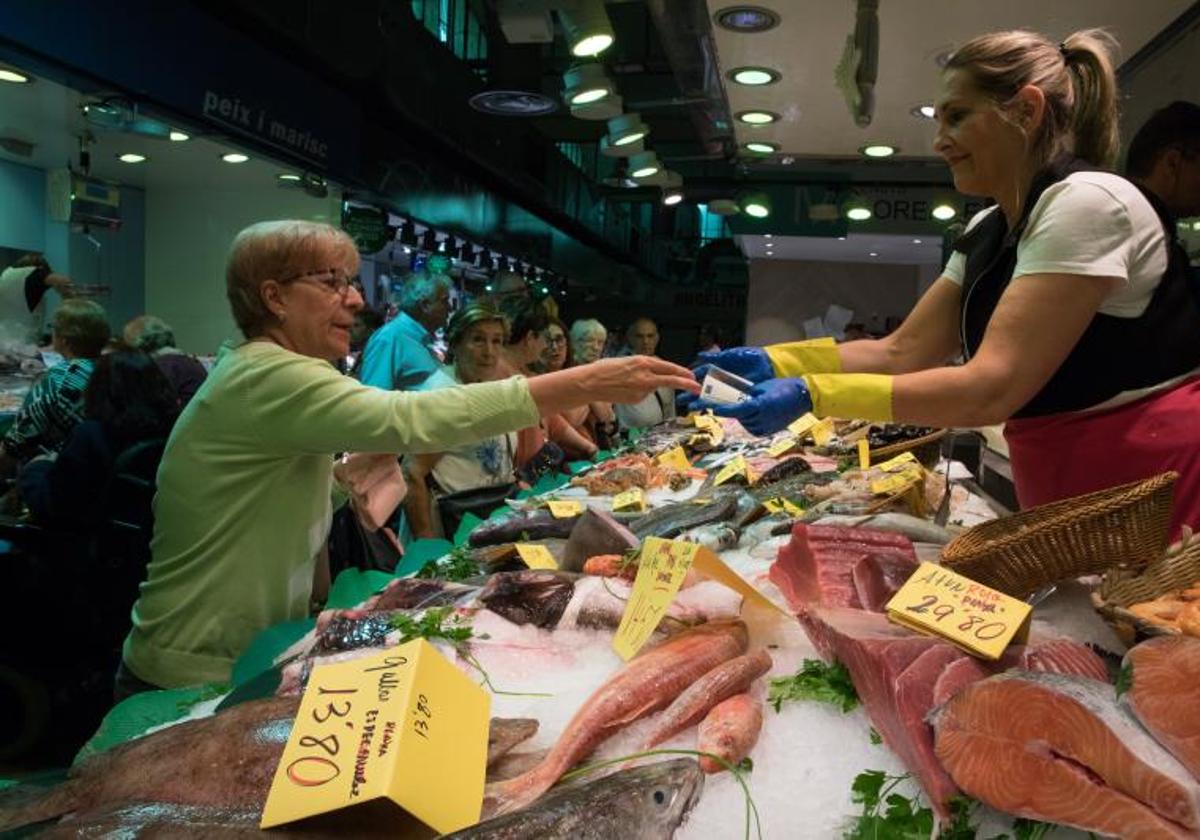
[53,299,110,359]
[225,220,359,338]
[445,302,508,363]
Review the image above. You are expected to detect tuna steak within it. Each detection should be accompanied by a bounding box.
[932,671,1200,837]
[484,620,749,817]
[770,524,918,612]
[1124,635,1200,779]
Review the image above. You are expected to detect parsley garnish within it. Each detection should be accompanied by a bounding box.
[844,772,979,839]
[416,544,478,581]
[768,659,859,713]
[1011,818,1054,840]
[388,607,473,646]
[1114,662,1133,698]
[869,728,882,745]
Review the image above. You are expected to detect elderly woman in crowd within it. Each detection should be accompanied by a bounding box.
[549,318,618,449]
[123,314,208,406]
[118,220,695,696]
[403,302,519,539]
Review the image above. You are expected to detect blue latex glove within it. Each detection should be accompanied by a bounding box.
[678,347,775,413]
[702,378,813,437]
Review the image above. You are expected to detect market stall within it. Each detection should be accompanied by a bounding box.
[3,414,1198,839]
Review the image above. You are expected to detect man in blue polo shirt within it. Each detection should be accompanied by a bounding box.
[358,271,452,391]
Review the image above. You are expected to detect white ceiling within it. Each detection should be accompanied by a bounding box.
[710,0,1195,161]
[741,232,944,265]
[0,71,315,190]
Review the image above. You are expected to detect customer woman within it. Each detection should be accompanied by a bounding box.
[545,318,618,449]
[119,220,696,695]
[691,29,1200,537]
[403,302,519,539]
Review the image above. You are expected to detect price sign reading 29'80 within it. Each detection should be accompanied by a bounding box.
[259,639,488,833]
[885,562,1032,660]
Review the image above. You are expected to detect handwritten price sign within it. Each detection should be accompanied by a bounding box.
[260,639,489,833]
[547,500,583,518]
[656,446,691,470]
[516,543,558,570]
[612,487,647,512]
[885,562,1032,660]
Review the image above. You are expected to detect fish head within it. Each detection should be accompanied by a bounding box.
[607,759,705,837]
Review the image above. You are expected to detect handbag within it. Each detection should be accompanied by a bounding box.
[430,432,519,537]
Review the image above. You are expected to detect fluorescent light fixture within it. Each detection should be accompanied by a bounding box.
[663,190,684,206]
[744,141,779,154]
[728,66,780,86]
[563,64,614,106]
[629,150,661,179]
[169,130,189,141]
[763,234,772,239]
[599,133,642,158]
[0,67,31,84]
[117,152,147,163]
[861,144,897,158]
[911,104,936,119]
[736,110,779,125]
[221,152,249,163]
[869,252,879,257]
[912,239,922,244]
[738,191,771,218]
[561,0,615,58]
[278,173,302,182]
[932,203,957,220]
[607,112,649,146]
[847,207,871,221]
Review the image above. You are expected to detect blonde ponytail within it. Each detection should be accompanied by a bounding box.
[1061,29,1120,168]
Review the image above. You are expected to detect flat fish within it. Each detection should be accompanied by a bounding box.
[469,510,579,547]
[932,671,1200,837]
[484,620,748,817]
[444,758,704,840]
[477,571,576,628]
[629,494,738,539]
[1123,635,1200,779]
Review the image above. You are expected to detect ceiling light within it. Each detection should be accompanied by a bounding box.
[764,234,772,239]
[221,152,249,163]
[738,191,771,218]
[744,141,779,154]
[278,173,302,182]
[728,67,781,86]
[847,207,871,221]
[714,5,781,33]
[561,0,615,58]
[869,252,879,257]
[117,152,147,164]
[912,239,922,244]
[599,134,643,158]
[563,64,614,106]
[607,112,649,146]
[1192,220,1200,231]
[911,104,936,120]
[737,110,779,125]
[571,92,623,121]
[629,150,661,179]
[932,203,958,220]
[0,67,31,84]
[168,130,189,141]
[663,190,684,206]
[861,144,897,158]
[838,236,846,241]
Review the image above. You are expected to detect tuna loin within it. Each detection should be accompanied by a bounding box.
[770,524,917,612]
[933,671,1200,837]
[1123,635,1200,780]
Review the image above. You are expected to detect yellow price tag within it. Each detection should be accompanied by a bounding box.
[767,436,799,457]
[692,412,719,430]
[787,413,819,437]
[691,545,790,617]
[613,538,700,660]
[656,446,691,470]
[877,451,919,472]
[763,497,805,516]
[612,487,647,512]
[870,466,924,496]
[546,500,583,519]
[260,640,488,833]
[811,418,835,446]
[713,455,749,486]
[858,439,870,470]
[885,562,1032,660]
[516,543,558,570]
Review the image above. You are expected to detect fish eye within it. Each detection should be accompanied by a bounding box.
[653,788,667,805]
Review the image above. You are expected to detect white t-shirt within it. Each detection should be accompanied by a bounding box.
[943,171,1168,317]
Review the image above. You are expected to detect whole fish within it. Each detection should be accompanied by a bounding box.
[755,456,813,487]
[748,469,839,503]
[561,508,639,572]
[443,759,704,840]
[477,570,576,628]
[484,620,748,817]
[629,494,738,539]
[678,521,739,552]
[807,512,954,545]
[469,510,579,547]
[641,649,773,749]
[697,694,764,774]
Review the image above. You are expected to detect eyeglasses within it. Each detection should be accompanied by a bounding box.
[544,335,567,346]
[280,269,358,298]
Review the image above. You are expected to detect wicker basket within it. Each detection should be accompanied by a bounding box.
[1092,536,1200,644]
[870,429,947,469]
[940,472,1178,598]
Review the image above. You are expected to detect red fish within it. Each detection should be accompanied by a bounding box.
[697,694,763,774]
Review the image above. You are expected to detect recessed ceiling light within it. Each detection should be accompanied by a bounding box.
[169,130,190,141]
[663,190,684,206]
[869,252,879,257]
[1193,220,1200,231]
[847,207,872,221]
[221,152,250,163]
[837,236,846,241]
[912,238,922,244]
[861,144,897,158]
[728,67,781,86]
[714,5,781,33]
[278,173,302,182]
[0,67,31,84]
[932,203,957,220]
[743,142,779,155]
[737,110,779,125]
[911,105,936,120]
[739,191,771,218]
[117,153,147,163]
[764,234,772,239]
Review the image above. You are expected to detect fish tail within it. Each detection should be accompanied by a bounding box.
[482,766,556,817]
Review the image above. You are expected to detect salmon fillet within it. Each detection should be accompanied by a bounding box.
[932,671,1200,837]
[1124,635,1200,780]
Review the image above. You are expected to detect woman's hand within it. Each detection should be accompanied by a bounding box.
[528,355,698,416]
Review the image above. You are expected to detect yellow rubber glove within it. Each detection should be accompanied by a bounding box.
[803,373,894,422]
[764,337,843,377]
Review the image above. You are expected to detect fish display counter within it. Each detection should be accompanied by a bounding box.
[4,416,1198,839]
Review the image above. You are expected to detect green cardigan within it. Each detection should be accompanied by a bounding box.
[123,340,538,687]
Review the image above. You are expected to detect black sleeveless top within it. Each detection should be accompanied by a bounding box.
[955,156,1200,418]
